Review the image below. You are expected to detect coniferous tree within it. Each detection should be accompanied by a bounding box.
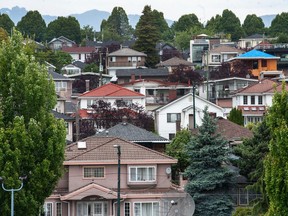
[0,13,14,35]
[264,82,288,215]
[228,108,244,126]
[242,14,265,36]
[0,30,66,215]
[185,107,235,216]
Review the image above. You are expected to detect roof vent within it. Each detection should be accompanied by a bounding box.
[77,141,86,149]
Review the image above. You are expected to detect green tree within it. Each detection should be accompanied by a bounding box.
[16,10,46,42]
[165,129,192,183]
[219,9,244,41]
[150,9,170,40]
[264,82,288,215]
[173,14,202,32]
[0,30,66,215]
[185,107,235,216]
[0,13,14,35]
[269,12,288,36]
[233,119,270,215]
[46,16,81,44]
[205,14,222,35]
[275,33,288,43]
[242,14,265,36]
[0,27,8,41]
[133,5,161,67]
[228,108,244,126]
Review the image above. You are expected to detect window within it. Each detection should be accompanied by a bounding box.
[211,54,221,62]
[262,59,267,67]
[134,202,159,216]
[169,133,175,140]
[129,166,156,182]
[55,81,67,92]
[115,99,132,107]
[251,95,255,105]
[167,113,181,123]
[137,57,141,62]
[83,167,104,178]
[243,96,248,105]
[110,57,116,62]
[78,54,81,60]
[253,60,258,69]
[56,203,62,216]
[258,96,263,105]
[125,203,131,216]
[77,202,108,216]
[44,203,53,216]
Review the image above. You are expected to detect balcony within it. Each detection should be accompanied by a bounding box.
[108,61,145,68]
[146,96,169,104]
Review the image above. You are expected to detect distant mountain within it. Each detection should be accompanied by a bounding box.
[0,6,174,32]
[260,14,276,27]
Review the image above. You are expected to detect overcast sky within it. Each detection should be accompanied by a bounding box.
[1,0,287,23]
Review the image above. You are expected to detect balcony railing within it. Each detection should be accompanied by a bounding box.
[146,96,169,104]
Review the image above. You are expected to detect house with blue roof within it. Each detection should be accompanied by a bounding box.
[228,49,281,79]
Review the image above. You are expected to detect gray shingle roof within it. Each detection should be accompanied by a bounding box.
[108,48,147,57]
[48,71,73,80]
[96,122,169,143]
[116,68,169,77]
[51,110,75,121]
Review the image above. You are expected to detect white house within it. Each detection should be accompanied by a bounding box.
[155,93,225,140]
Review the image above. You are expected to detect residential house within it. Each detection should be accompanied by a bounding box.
[203,45,244,70]
[62,46,96,63]
[61,64,82,75]
[228,49,281,79]
[107,48,147,80]
[238,34,275,50]
[232,78,288,126]
[96,121,170,152]
[48,36,76,50]
[156,57,194,73]
[49,71,74,101]
[44,136,188,216]
[155,93,224,140]
[120,79,192,111]
[77,82,146,111]
[189,36,210,67]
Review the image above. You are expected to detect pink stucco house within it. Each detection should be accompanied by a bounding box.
[44,136,187,216]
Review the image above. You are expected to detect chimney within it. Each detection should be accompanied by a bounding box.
[85,80,90,92]
[131,73,135,82]
[168,89,177,101]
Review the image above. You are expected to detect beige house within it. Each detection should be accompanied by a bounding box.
[44,136,187,216]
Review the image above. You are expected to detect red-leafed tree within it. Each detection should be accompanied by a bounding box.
[167,65,203,84]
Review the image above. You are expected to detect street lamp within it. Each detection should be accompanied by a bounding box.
[0,176,26,216]
[113,145,121,216]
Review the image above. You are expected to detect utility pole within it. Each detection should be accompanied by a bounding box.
[113,145,121,216]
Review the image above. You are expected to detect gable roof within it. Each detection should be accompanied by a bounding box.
[64,136,176,165]
[241,34,264,40]
[231,49,279,60]
[116,68,169,77]
[51,110,75,121]
[209,45,243,54]
[48,71,74,81]
[96,122,169,143]
[108,48,147,57]
[156,57,193,67]
[79,83,144,98]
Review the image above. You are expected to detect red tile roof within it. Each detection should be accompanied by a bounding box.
[62,46,95,53]
[79,83,145,97]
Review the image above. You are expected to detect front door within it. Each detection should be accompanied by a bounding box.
[77,201,108,216]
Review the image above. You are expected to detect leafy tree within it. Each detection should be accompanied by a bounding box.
[46,16,81,44]
[0,30,66,215]
[174,30,191,51]
[173,14,202,32]
[275,33,288,43]
[228,108,244,126]
[242,14,265,36]
[269,12,288,36]
[72,75,100,94]
[0,27,8,41]
[185,107,235,216]
[80,25,96,45]
[165,129,192,183]
[205,15,222,34]
[167,65,203,84]
[264,82,288,215]
[16,10,46,42]
[0,13,14,35]
[133,5,161,67]
[91,100,154,132]
[219,9,244,41]
[233,119,270,215]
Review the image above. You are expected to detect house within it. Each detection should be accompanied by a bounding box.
[96,121,170,152]
[203,45,244,70]
[232,78,288,126]
[48,36,76,50]
[49,71,74,101]
[44,136,188,216]
[156,57,194,72]
[238,34,275,50]
[62,46,96,62]
[107,48,147,79]
[77,82,146,111]
[228,49,281,79]
[155,93,225,140]
[189,36,210,67]
[61,64,82,75]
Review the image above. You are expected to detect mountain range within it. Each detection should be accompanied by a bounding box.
[0,6,275,32]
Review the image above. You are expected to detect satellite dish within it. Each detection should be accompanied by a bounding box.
[166,167,172,175]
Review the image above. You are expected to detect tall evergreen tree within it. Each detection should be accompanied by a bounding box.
[133,5,161,67]
[269,12,288,36]
[0,30,66,215]
[0,13,14,35]
[16,10,46,42]
[264,82,288,215]
[185,107,235,216]
[228,108,244,126]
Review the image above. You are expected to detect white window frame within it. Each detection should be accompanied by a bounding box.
[211,54,221,63]
[133,202,159,216]
[55,81,67,92]
[44,202,53,216]
[129,166,156,182]
[167,113,181,123]
[83,167,105,178]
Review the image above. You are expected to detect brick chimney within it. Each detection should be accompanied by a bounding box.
[131,73,135,82]
[85,80,90,92]
[168,89,177,101]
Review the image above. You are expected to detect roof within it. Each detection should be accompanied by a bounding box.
[72,61,87,69]
[96,122,169,143]
[62,46,95,53]
[65,101,77,113]
[79,82,145,98]
[64,136,176,164]
[51,110,75,121]
[241,33,265,40]
[209,45,244,54]
[48,71,74,81]
[156,57,194,67]
[191,117,253,141]
[231,49,280,60]
[116,68,169,77]
[108,48,147,57]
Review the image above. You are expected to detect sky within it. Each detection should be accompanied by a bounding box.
[0,0,287,23]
